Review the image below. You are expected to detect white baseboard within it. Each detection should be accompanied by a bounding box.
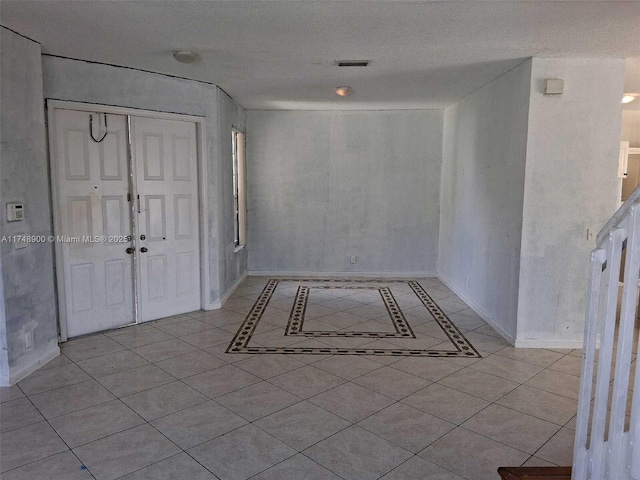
[514,338,585,349]
[211,272,248,309]
[0,342,61,386]
[438,275,517,346]
[248,271,438,279]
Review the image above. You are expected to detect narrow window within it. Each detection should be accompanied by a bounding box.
[232,129,246,248]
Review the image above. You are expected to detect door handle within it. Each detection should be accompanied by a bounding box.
[126,247,135,254]
[140,247,148,253]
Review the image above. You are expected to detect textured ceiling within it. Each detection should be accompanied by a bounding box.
[1,1,639,110]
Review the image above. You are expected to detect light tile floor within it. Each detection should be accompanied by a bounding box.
[0,276,629,480]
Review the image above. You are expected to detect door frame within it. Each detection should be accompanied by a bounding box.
[47,100,211,341]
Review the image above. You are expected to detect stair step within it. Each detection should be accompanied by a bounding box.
[497,466,572,480]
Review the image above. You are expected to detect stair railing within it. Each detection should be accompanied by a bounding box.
[573,186,640,480]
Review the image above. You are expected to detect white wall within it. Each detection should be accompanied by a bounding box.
[0,28,59,385]
[247,110,443,275]
[42,56,247,304]
[439,59,532,342]
[516,58,625,347]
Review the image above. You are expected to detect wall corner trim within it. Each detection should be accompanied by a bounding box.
[210,272,249,310]
[438,275,517,346]
[1,343,60,386]
[514,338,585,349]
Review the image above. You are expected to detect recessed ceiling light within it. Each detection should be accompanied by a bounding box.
[335,86,353,97]
[622,95,637,104]
[173,50,199,64]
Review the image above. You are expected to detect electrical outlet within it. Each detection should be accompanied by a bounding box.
[350,255,357,264]
[24,331,33,349]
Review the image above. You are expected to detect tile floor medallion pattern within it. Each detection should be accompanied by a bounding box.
[1,276,624,480]
[227,279,481,357]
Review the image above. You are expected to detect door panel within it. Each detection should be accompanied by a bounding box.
[54,109,134,337]
[131,116,200,321]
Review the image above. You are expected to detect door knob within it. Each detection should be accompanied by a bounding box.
[140,247,148,253]
[125,247,134,254]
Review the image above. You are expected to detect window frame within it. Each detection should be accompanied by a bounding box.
[231,128,246,250]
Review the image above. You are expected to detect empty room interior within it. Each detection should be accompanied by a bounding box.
[0,1,639,480]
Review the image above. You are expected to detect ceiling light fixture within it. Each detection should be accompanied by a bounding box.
[335,86,353,97]
[173,50,199,64]
[622,95,637,104]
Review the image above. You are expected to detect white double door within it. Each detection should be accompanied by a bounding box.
[52,108,201,338]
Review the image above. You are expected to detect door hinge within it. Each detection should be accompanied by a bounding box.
[127,192,131,202]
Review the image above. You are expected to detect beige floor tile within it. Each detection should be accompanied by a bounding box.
[391,357,463,382]
[460,332,509,353]
[151,400,247,449]
[359,403,454,453]
[380,455,466,480]
[462,404,560,454]
[494,347,565,368]
[117,453,217,480]
[269,364,345,398]
[73,424,180,480]
[154,319,213,337]
[496,384,578,425]
[234,354,305,379]
[106,325,173,349]
[76,349,150,378]
[525,369,581,400]
[49,399,144,447]
[17,363,91,396]
[183,364,260,398]
[411,321,450,340]
[0,421,68,473]
[216,381,300,421]
[255,401,350,449]
[402,383,491,424]
[0,397,44,433]
[132,338,198,363]
[29,379,115,419]
[549,355,583,377]
[251,454,342,480]
[353,365,431,400]
[469,355,544,383]
[309,382,394,422]
[535,427,576,466]
[38,354,73,371]
[154,350,226,378]
[120,381,208,421]
[97,364,175,397]
[61,336,125,362]
[420,427,529,480]
[522,456,557,467]
[0,451,92,480]
[0,385,24,403]
[312,355,383,380]
[304,425,412,480]
[181,327,234,348]
[188,424,296,480]
[439,368,519,402]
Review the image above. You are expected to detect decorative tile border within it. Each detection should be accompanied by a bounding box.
[284,286,415,338]
[226,279,481,358]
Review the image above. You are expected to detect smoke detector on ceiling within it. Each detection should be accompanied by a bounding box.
[173,50,199,64]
